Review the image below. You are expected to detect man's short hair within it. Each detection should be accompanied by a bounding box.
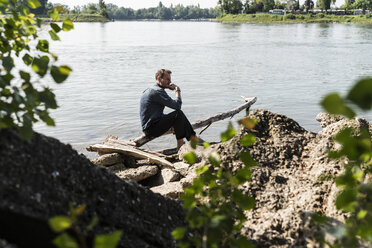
[155,69,172,80]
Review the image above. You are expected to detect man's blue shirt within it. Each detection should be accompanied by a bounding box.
[140,84,182,131]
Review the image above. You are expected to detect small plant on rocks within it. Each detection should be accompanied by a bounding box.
[172,118,258,248]
[49,203,123,248]
[313,77,372,247]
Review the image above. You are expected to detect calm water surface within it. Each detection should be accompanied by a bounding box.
[34,21,372,156]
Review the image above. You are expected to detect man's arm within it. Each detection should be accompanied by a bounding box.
[156,87,182,110]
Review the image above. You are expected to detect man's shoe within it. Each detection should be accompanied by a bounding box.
[197,137,206,146]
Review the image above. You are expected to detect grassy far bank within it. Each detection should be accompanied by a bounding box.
[39,13,111,22]
[217,13,372,23]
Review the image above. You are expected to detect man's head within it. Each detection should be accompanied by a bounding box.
[155,69,172,88]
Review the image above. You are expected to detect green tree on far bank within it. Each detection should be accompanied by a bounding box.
[218,0,243,14]
[99,0,109,18]
[317,0,335,11]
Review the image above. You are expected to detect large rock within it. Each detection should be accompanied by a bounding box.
[151,182,184,199]
[213,109,348,247]
[116,166,159,182]
[90,153,123,166]
[0,129,184,248]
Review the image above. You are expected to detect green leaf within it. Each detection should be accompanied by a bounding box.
[62,19,74,31]
[53,233,79,248]
[196,165,208,175]
[94,230,123,248]
[209,215,227,228]
[87,215,99,231]
[39,88,58,109]
[19,117,33,140]
[51,65,72,83]
[20,71,30,82]
[239,151,257,167]
[23,54,33,66]
[221,122,235,142]
[50,23,61,33]
[32,56,49,77]
[235,167,252,183]
[208,151,221,166]
[238,117,258,130]
[49,9,60,21]
[27,0,41,9]
[190,136,198,149]
[311,213,328,224]
[49,30,60,41]
[2,56,14,71]
[240,134,256,147]
[49,216,74,233]
[172,227,187,240]
[183,152,197,165]
[39,111,55,126]
[357,210,368,220]
[203,141,210,148]
[232,190,255,210]
[347,78,372,110]
[320,93,355,118]
[335,188,357,212]
[232,237,255,248]
[36,40,49,52]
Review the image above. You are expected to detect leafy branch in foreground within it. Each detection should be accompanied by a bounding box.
[173,118,258,248]
[49,203,123,248]
[0,0,73,139]
[314,77,372,247]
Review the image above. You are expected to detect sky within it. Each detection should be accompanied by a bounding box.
[48,0,219,9]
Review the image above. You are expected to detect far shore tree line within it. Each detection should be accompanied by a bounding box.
[30,0,219,20]
[25,0,372,20]
[219,0,372,14]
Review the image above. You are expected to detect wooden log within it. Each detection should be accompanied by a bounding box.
[86,140,174,169]
[132,97,257,147]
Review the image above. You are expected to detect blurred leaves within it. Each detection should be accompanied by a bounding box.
[221,122,235,142]
[175,119,256,248]
[49,204,123,248]
[94,231,123,248]
[49,216,74,233]
[183,152,197,165]
[0,2,73,140]
[347,78,372,110]
[321,93,355,118]
[318,77,372,247]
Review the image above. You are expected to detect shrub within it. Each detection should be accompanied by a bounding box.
[286,13,296,19]
[173,120,258,248]
[314,78,372,247]
[317,13,325,18]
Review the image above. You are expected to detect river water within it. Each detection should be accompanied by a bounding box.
[34,21,372,156]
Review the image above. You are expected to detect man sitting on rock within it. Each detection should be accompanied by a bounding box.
[140,69,198,149]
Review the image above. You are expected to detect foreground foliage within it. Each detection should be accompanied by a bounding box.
[0,0,73,139]
[49,204,123,248]
[316,77,372,247]
[173,119,258,248]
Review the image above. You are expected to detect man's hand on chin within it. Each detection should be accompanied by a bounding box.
[168,84,176,90]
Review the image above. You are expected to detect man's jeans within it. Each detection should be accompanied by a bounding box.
[144,109,195,141]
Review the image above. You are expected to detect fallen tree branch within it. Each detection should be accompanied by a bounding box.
[86,137,174,169]
[132,97,257,147]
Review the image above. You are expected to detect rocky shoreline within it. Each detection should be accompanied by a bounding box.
[0,109,368,247]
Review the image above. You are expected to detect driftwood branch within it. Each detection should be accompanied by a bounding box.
[132,97,257,147]
[86,137,174,169]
